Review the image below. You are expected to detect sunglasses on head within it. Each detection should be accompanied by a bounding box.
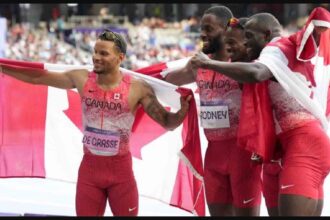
[99,30,124,53]
[227,18,244,30]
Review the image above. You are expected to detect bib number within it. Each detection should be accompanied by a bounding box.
[82,126,120,156]
[200,105,230,128]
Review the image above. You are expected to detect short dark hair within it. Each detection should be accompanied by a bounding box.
[204,5,233,26]
[98,29,127,55]
[248,13,282,37]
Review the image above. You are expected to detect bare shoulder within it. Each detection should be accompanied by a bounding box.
[129,77,156,106]
[130,77,153,93]
[65,69,90,92]
[66,69,89,80]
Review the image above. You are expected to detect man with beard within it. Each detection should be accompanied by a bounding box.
[186,8,330,216]
[225,16,282,217]
[165,6,262,216]
[0,29,192,216]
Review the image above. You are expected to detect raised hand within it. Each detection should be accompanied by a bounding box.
[188,51,210,70]
[179,94,192,113]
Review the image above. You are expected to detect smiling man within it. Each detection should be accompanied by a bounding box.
[0,29,192,216]
[186,7,330,216]
[164,6,262,216]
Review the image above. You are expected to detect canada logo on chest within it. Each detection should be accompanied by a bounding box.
[82,93,123,112]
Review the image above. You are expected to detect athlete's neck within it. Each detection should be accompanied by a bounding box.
[97,70,123,89]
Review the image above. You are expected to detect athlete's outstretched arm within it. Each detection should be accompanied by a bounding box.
[164,62,197,86]
[138,80,192,131]
[0,64,86,89]
[188,51,273,83]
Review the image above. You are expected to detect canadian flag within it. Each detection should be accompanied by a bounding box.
[0,58,205,215]
[135,57,191,79]
[238,7,330,161]
[257,7,330,130]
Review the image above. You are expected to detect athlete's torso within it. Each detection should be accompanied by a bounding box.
[268,80,317,134]
[81,72,135,156]
[196,68,242,141]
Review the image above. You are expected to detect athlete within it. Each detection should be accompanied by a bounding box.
[186,9,330,216]
[0,29,192,216]
[225,16,282,217]
[165,6,262,216]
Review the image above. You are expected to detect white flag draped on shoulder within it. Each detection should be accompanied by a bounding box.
[256,7,330,133]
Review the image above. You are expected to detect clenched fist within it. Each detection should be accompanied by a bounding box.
[187,51,210,70]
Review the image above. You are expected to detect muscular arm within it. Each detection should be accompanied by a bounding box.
[138,80,191,131]
[164,64,197,86]
[1,64,86,89]
[190,52,273,83]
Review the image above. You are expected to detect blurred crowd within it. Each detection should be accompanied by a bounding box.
[6,23,91,65]
[4,14,307,69]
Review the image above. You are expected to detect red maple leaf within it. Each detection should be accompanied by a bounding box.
[63,90,83,132]
[130,107,169,159]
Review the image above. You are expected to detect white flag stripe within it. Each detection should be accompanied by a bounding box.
[313,56,330,113]
[160,58,190,78]
[257,46,329,131]
[297,19,330,62]
[133,127,183,202]
[44,87,83,182]
[121,67,181,110]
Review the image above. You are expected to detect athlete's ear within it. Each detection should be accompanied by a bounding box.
[264,29,271,42]
[118,53,125,63]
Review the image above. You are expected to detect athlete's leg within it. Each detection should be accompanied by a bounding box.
[267,206,279,216]
[234,207,260,216]
[204,141,234,216]
[231,158,262,215]
[262,162,281,216]
[75,155,107,216]
[278,121,330,216]
[208,203,234,216]
[280,176,324,216]
[313,180,324,216]
[227,138,262,216]
[313,199,323,216]
[278,165,324,216]
[279,194,318,216]
[204,167,234,216]
[107,178,139,216]
[76,180,107,216]
[107,153,139,216]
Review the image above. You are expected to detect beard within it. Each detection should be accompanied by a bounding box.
[202,45,215,54]
[248,46,263,61]
[202,38,224,55]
